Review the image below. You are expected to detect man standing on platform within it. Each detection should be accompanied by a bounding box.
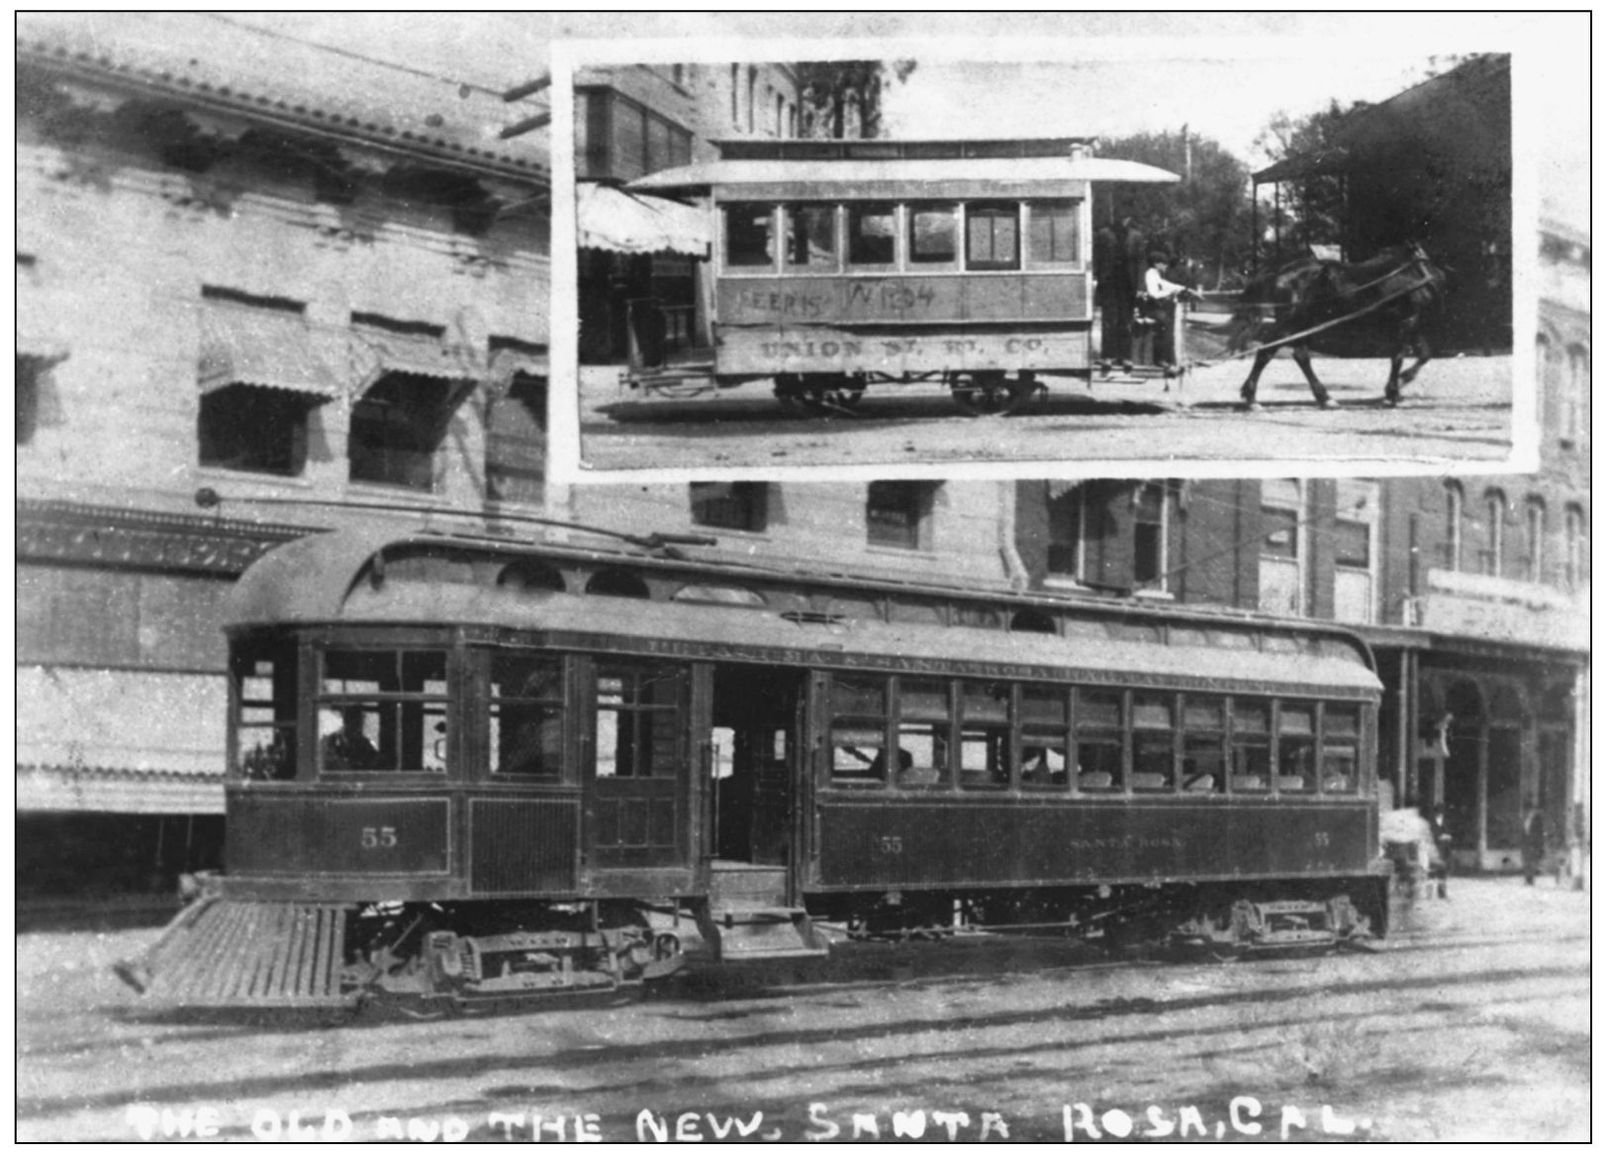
[1093,216,1142,373]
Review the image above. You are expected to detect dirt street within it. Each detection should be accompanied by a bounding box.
[575,352,1514,475]
[17,876,1586,1143]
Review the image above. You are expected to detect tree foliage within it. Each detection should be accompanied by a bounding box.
[1252,99,1353,263]
[793,60,917,139]
[1095,129,1255,288]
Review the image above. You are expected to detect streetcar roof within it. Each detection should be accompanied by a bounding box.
[225,532,1379,700]
[628,155,1181,197]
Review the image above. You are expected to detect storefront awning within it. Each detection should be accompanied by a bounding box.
[577,182,709,257]
[17,667,227,813]
[198,305,344,400]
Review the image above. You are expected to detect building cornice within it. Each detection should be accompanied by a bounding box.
[17,498,315,577]
[17,37,548,187]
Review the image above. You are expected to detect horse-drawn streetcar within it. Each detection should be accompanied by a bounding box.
[618,137,1181,414]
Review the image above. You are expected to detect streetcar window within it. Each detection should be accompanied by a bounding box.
[1322,703,1361,793]
[1027,200,1080,265]
[318,649,449,774]
[894,677,950,787]
[959,680,1010,789]
[594,664,682,779]
[831,675,887,785]
[1130,692,1174,791]
[1019,685,1070,791]
[1075,687,1123,791]
[896,722,948,787]
[233,640,298,781]
[1076,687,1123,730]
[490,655,564,779]
[1182,695,1226,793]
[1231,698,1271,791]
[725,203,776,269]
[965,203,1020,271]
[1277,701,1318,792]
[784,204,838,270]
[908,203,959,265]
[847,203,896,266]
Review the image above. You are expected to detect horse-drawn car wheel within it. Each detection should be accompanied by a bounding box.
[948,371,1036,416]
[792,373,865,415]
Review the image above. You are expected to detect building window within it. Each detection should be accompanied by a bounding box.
[1260,478,1306,615]
[16,354,61,445]
[1133,482,1167,590]
[867,481,934,550]
[1443,480,1464,570]
[485,372,546,505]
[965,203,1020,271]
[199,385,312,476]
[730,64,740,126]
[1564,505,1587,590]
[690,482,768,532]
[775,93,785,136]
[1537,333,1559,434]
[1333,480,1378,625]
[196,290,336,475]
[349,374,457,491]
[788,103,798,137]
[747,67,757,133]
[1046,482,1084,579]
[1481,489,1507,577]
[1525,498,1546,583]
[1564,345,1589,444]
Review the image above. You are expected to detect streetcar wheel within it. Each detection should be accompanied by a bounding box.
[948,371,1036,416]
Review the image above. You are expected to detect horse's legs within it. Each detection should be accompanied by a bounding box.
[1385,351,1403,407]
[1239,347,1278,408]
[1399,331,1433,386]
[1292,344,1336,409]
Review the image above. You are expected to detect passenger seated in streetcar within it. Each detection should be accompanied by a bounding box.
[242,730,293,781]
[322,705,379,770]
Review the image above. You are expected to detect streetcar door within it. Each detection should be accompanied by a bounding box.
[708,664,804,904]
[586,660,692,875]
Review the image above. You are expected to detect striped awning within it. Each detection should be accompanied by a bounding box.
[198,306,343,400]
[352,327,482,384]
[577,182,709,257]
[17,667,227,814]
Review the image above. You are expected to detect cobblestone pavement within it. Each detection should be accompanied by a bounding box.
[575,350,1514,475]
[17,876,1587,1142]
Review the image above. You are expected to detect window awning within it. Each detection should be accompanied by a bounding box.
[16,332,69,363]
[490,345,549,381]
[198,306,343,400]
[577,182,710,257]
[352,327,482,384]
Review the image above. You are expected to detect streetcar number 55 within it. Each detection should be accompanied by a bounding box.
[361,826,397,850]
